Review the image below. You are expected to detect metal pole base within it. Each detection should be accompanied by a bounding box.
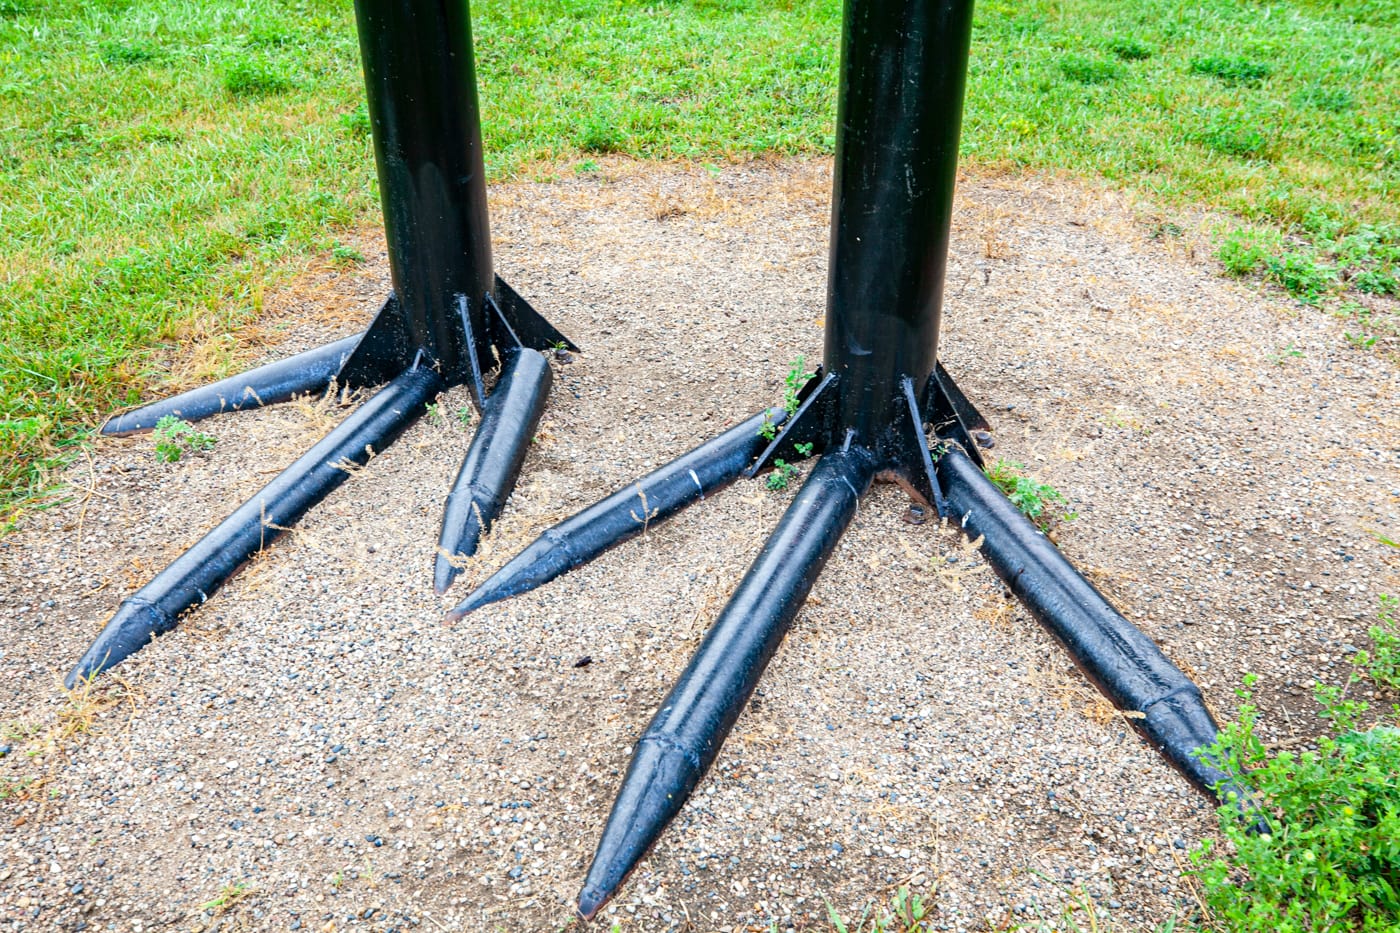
[70,275,574,684]
[443,363,1253,918]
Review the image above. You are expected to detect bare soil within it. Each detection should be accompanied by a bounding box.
[1,158,1397,932]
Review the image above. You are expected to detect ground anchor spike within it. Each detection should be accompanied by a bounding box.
[68,366,443,687]
[101,334,362,436]
[935,446,1251,802]
[435,348,553,594]
[447,406,786,616]
[576,445,877,920]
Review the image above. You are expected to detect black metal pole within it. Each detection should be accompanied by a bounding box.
[350,0,495,383]
[577,446,878,920]
[822,0,974,456]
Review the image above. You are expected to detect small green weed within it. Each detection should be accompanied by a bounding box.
[339,104,371,137]
[1190,55,1272,84]
[330,243,363,265]
[1058,54,1119,85]
[1266,343,1304,365]
[456,405,473,426]
[223,57,293,98]
[201,880,252,915]
[794,441,814,458]
[575,159,600,174]
[766,458,799,492]
[1192,597,1400,931]
[985,460,1073,529]
[152,416,215,463]
[425,402,444,424]
[1217,227,1284,276]
[1266,253,1336,304]
[759,354,815,440]
[821,886,935,932]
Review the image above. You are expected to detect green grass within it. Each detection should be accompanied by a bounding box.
[1191,597,1400,932]
[3,0,1398,509]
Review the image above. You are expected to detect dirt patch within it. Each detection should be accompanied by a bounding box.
[1,158,1396,932]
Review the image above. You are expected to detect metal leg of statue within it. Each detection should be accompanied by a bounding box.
[67,0,575,686]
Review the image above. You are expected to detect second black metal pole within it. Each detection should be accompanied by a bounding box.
[352,0,496,383]
[823,0,974,456]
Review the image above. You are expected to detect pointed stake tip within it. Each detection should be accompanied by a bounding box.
[576,884,611,923]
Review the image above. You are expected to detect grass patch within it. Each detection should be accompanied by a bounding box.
[3,0,1398,511]
[223,56,293,97]
[1191,596,1400,931]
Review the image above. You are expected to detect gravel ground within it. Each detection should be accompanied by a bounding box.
[1,159,1397,932]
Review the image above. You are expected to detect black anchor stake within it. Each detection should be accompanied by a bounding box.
[438,0,1253,918]
[68,0,576,687]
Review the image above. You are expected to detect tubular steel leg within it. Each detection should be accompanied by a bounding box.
[70,0,574,683]
[822,0,974,456]
[68,366,443,687]
[448,406,790,614]
[577,445,878,920]
[936,447,1250,801]
[100,335,361,436]
[435,349,553,593]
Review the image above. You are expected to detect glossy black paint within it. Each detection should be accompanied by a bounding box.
[447,407,786,615]
[936,446,1249,801]
[70,0,577,683]
[823,0,974,457]
[67,366,443,687]
[435,349,553,594]
[100,334,360,436]
[577,446,878,920]
[346,0,495,383]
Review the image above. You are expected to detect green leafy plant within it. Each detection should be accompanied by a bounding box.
[794,441,814,458]
[1190,55,1272,84]
[1191,598,1400,932]
[1106,36,1153,61]
[984,459,1073,528]
[152,415,215,463]
[766,458,799,492]
[1059,54,1119,85]
[330,243,362,265]
[223,57,293,98]
[1266,253,1337,303]
[759,354,816,440]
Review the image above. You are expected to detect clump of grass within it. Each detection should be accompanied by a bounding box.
[1193,112,1271,159]
[152,415,216,462]
[1294,84,1354,113]
[223,57,293,97]
[1190,55,1272,84]
[1106,36,1152,61]
[579,109,625,154]
[1218,227,1284,276]
[339,103,370,137]
[1192,596,1400,931]
[984,460,1073,529]
[1058,54,1119,84]
[99,40,159,65]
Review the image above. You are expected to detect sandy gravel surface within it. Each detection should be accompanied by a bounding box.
[2,159,1397,932]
